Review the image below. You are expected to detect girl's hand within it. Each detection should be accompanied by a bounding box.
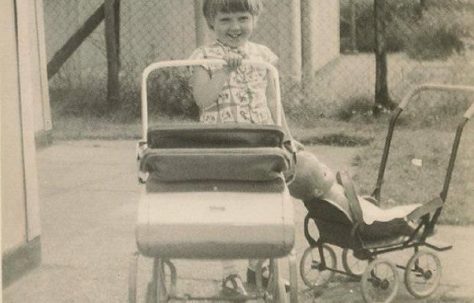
[224,53,243,71]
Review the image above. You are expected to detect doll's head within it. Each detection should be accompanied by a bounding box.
[288,151,335,201]
[202,0,262,47]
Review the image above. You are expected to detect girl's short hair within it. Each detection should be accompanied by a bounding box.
[203,0,263,29]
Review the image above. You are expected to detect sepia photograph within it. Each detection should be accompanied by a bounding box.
[2,0,474,302]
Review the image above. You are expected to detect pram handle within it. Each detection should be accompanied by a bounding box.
[465,101,474,120]
[374,83,474,202]
[141,59,282,141]
[398,83,474,111]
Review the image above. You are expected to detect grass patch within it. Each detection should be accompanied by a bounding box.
[51,116,141,141]
[300,133,373,147]
[353,126,474,225]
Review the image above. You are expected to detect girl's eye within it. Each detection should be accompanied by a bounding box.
[218,18,230,23]
[239,16,249,22]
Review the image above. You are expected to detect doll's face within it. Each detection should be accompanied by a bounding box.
[288,151,335,201]
[211,11,256,47]
[311,162,335,197]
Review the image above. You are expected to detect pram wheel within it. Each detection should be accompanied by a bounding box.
[342,249,368,277]
[299,244,336,289]
[264,259,289,303]
[404,250,442,298]
[361,258,399,303]
[145,258,175,303]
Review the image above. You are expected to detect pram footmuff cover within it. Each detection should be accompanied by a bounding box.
[136,124,295,259]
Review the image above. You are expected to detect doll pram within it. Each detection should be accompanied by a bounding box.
[300,84,474,303]
[128,60,299,303]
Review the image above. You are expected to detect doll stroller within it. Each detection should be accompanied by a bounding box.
[128,59,299,303]
[299,84,474,303]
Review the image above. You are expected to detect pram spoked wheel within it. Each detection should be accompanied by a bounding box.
[360,258,399,303]
[404,250,442,298]
[299,244,336,288]
[342,248,368,277]
[144,258,176,303]
[263,259,292,303]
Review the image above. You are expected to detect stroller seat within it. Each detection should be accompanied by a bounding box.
[304,171,444,250]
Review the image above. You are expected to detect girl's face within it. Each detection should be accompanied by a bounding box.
[212,11,256,48]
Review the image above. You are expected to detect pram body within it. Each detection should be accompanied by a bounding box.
[129,60,299,303]
[136,124,295,259]
[300,84,474,303]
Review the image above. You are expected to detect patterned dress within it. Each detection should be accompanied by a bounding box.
[189,40,278,125]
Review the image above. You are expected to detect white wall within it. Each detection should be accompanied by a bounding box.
[313,0,340,70]
[1,0,42,254]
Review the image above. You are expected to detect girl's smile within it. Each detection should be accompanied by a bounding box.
[212,11,256,48]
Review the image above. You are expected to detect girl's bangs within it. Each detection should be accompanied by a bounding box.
[213,0,261,15]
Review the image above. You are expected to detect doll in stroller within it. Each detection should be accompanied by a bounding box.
[297,84,474,303]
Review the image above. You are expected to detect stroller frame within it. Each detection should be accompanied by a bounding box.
[301,84,474,302]
[129,60,299,303]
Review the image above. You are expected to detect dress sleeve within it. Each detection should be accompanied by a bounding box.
[188,47,205,60]
[260,45,278,66]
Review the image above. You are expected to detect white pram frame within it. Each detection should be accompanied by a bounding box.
[129,60,299,303]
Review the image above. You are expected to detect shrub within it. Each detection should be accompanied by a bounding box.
[147,68,199,120]
[340,0,417,53]
[404,9,465,60]
[340,0,470,60]
[334,96,374,122]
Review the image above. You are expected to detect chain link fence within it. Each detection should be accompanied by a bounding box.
[43,0,474,123]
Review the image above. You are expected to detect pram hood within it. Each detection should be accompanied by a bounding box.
[147,123,286,148]
[140,123,293,182]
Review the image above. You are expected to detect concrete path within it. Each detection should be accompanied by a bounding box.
[3,141,474,302]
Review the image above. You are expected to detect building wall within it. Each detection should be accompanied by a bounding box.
[1,0,42,287]
[312,0,340,70]
[1,0,28,254]
[11,0,52,139]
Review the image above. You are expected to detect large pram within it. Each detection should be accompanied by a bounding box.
[299,84,474,303]
[128,60,299,303]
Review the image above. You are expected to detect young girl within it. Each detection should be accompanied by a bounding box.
[189,0,289,296]
[189,0,281,126]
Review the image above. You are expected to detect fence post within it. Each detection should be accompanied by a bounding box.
[194,0,208,47]
[349,0,358,52]
[290,0,302,82]
[301,0,315,89]
[374,0,393,113]
[105,0,120,109]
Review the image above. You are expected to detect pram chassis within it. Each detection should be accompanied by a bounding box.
[301,84,474,302]
[129,59,298,303]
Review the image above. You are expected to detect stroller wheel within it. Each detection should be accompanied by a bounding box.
[299,244,336,289]
[342,248,369,277]
[264,259,289,303]
[404,250,442,298]
[146,258,175,303]
[361,258,399,303]
[128,253,139,303]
